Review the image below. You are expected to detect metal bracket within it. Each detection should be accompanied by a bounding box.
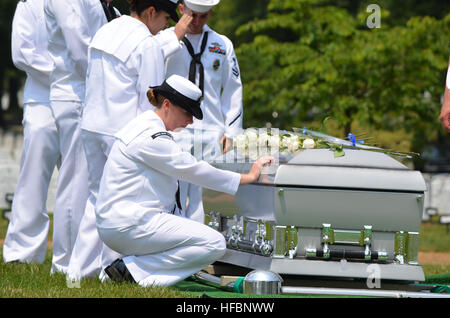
[362,225,373,261]
[253,220,273,255]
[205,211,222,232]
[394,231,419,264]
[305,224,385,262]
[287,226,298,259]
[321,223,332,259]
[229,215,246,248]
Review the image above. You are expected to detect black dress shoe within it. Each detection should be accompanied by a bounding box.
[105,258,136,283]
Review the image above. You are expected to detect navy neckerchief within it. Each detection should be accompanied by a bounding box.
[182,32,209,96]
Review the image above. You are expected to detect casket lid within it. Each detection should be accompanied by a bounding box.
[274,149,427,192]
[286,149,408,170]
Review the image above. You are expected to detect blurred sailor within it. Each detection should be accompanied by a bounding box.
[165,0,243,223]
[3,0,60,265]
[44,0,117,274]
[67,0,193,281]
[98,75,272,286]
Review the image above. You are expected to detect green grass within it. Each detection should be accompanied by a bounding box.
[419,220,450,253]
[0,216,449,298]
[0,258,194,298]
[0,216,194,298]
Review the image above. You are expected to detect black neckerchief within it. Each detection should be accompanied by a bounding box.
[100,0,117,22]
[182,32,209,95]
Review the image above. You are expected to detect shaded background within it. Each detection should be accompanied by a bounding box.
[0,0,449,170]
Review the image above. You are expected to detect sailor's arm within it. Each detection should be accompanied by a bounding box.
[440,63,450,132]
[133,137,274,193]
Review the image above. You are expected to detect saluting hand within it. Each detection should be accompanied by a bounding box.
[174,13,193,41]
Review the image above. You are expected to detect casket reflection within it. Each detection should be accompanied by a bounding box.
[203,148,427,282]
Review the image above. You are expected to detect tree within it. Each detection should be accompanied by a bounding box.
[235,0,449,161]
[0,0,24,129]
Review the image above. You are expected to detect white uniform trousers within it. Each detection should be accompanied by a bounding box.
[98,212,226,287]
[3,102,60,264]
[49,101,89,274]
[173,128,223,223]
[67,130,121,281]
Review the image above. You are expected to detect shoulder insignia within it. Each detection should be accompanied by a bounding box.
[151,131,173,140]
[231,57,240,78]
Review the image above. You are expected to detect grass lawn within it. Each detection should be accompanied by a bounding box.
[0,215,449,298]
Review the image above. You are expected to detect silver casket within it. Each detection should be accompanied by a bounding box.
[203,148,427,282]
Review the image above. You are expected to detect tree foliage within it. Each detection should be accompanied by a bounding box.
[1,0,449,165]
[235,0,449,158]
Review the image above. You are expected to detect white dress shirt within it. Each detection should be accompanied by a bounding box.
[81,15,180,137]
[96,110,241,229]
[12,0,53,104]
[45,0,107,102]
[165,25,243,138]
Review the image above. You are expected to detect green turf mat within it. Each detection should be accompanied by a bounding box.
[172,273,450,298]
[172,276,367,298]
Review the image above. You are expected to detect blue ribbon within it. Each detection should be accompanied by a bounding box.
[348,133,364,147]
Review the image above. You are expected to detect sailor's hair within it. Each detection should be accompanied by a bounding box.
[147,88,166,108]
[127,0,164,15]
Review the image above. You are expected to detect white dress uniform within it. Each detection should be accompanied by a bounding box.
[44,0,110,274]
[97,107,241,287]
[3,0,60,264]
[67,14,181,281]
[165,23,243,222]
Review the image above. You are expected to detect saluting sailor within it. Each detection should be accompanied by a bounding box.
[99,75,272,286]
[165,0,244,223]
[67,0,193,282]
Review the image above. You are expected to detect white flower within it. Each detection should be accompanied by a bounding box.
[280,135,291,148]
[288,139,300,152]
[258,133,270,147]
[268,135,280,148]
[302,138,315,149]
[245,129,258,143]
[233,134,247,149]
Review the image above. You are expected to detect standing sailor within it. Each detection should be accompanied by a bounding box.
[3,0,60,265]
[44,0,117,274]
[67,0,193,281]
[165,0,243,223]
[98,75,273,287]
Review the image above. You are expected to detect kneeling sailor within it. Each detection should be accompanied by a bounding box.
[97,75,273,286]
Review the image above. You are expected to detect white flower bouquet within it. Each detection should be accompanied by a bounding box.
[232,127,419,160]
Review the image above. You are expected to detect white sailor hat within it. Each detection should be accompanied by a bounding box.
[183,0,220,13]
[152,75,203,119]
